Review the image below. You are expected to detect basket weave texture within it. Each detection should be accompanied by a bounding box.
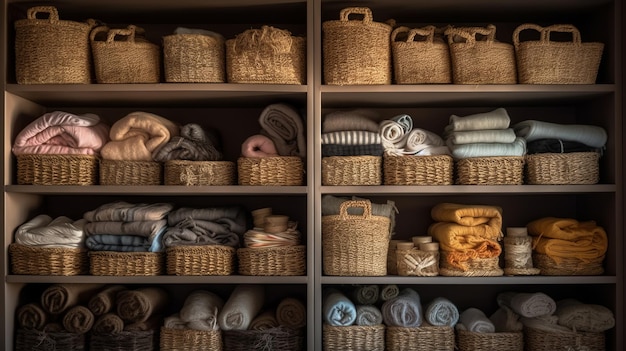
[163,33,225,83]
[391,25,452,84]
[439,252,503,277]
[160,327,222,351]
[323,324,385,351]
[524,326,605,351]
[10,243,88,276]
[164,160,235,186]
[456,329,523,351]
[385,325,455,351]
[237,245,306,276]
[383,154,453,185]
[237,156,303,186]
[99,159,162,186]
[396,248,439,277]
[90,330,156,351]
[525,152,599,185]
[16,328,86,350]
[323,7,392,85]
[17,154,98,185]
[15,6,95,84]
[89,251,164,276]
[322,156,382,186]
[322,200,391,276]
[223,326,304,351]
[166,245,235,276]
[514,23,604,84]
[533,253,604,276]
[456,156,524,185]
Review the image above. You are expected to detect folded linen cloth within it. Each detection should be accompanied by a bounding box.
[84,202,174,222]
[513,120,607,148]
[445,108,511,132]
[321,143,384,157]
[16,303,48,329]
[497,292,556,318]
[180,290,224,330]
[323,288,356,326]
[241,134,279,157]
[163,218,240,248]
[556,298,615,332]
[85,231,165,252]
[355,305,383,326]
[322,109,380,133]
[490,305,523,332]
[445,128,517,145]
[424,297,459,327]
[62,305,94,334]
[379,284,400,302]
[41,284,104,315]
[88,285,127,316]
[527,139,600,154]
[447,137,526,159]
[85,219,167,239]
[352,285,379,305]
[276,297,306,328]
[249,309,279,330]
[116,287,169,323]
[153,123,223,162]
[14,214,87,248]
[321,131,382,145]
[218,285,265,331]
[164,313,187,330]
[458,308,495,333]
[92,313,125,334]
[259,103,306,157]
[381,288,422,327]
[431,202,503,232]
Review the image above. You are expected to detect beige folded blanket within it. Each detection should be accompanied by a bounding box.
[62,305,94,334]
[431,202,503,229]
[276,297,306,328]
[17,303,48,329]
[88,285,127,316]
[116,287,168,323]
[92,313,125,334]
[218,284,265,331]
[249,309,279,330]
[41,283,104,315]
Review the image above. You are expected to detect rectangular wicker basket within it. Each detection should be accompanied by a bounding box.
[99,159,162,186]
[524,326,605,351]
[237,156,303,186]
[323,324,386,351]
[386,325,455,351]
[17,154,98,185]
[391,25,451,84]
[439,251,504,277]
[89,251,165,276]
[322,156,382,186]
[164,160,235,186]
[456,329,523,351]
[163,32,225,83]
[525,152,600,185]
[383,154,453,185]
[90,330,156,351]
[456,156,525,185]
[9,243,89,276]
[166,245,236,276]
[223,326,304,351]
[16,329,86,350]
[237,245,306,276]
[160,327,222,351]
[533,253,604,276]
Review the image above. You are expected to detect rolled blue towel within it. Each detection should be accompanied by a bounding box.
[323,288,356,326]
[355,305,383,326]
[381,288,422,327]
[425,297,459,327]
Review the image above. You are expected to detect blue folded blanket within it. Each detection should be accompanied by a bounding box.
[381,288,422,327]
[85,230,165,252]
[513,120,607,148]
[323,288,356,326]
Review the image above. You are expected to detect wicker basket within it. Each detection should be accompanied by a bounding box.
[16,328,86,350]
[99,159,162,185]
[391,25,452,84]
[237,245,306,276]
[322,200,391,276]
[513,23,604,84]
[237,156,303,186]
[383,154,453,185]
[91,25,161,83]
[89,251,165,276]
[525,152,600,185]
[164,160,235,186]
[322,156,382,186]
[166,245,236,276]
[223,326,304,351]
[445,25,517,84]
[386,325,455,351]
[456,156,525,185]
[226,26,305,84]
[396,248,439,277]
[9,243,89,276]
[90,330,156,351]
[160,327,222,351]
[323,7,392,85]
[16,154,98,185]
[323,324,386,351]
[14,6,96,84]
[439,251,503,277]
[456,329,523,351]
[533,253,604,276]
[163,32,225,83]
[524,326,605,351]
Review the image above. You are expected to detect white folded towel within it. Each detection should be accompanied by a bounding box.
[14,214,86,248]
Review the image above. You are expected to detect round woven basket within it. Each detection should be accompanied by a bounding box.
[99,159,162,186]
[391,25,451,84]
[17,154,98,185]
[237,245,306,276]
[164,160,236,186]
[533,253,604,275]
[90,330,155,351]
[396,249,439,277]
[383,154,453,185]
[223,326,304,351]
[524,326,605,351]
[89,251,165,276]
[386,325,455,351]
[525,152,600,185]
[160,327,222,351]
[163,33,225,83]
[166,245,235,276]
[9,243,88,276]
[323,324,385,351]
[456,329,523,351]
[456,156,525,185]
[16,328,86,350]
[439,251,503,277]
[322,156,382,186]
[237,156,303,186]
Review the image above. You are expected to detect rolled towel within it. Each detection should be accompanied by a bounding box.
[381,288,422,327]
[249,309,279,330]
[355,305,383,326]
[116,287,169,323]
[322,109,380,133]
[258,103,306,157]
[41,283,104,315]
[380,119,409,152]
[241,134,279,157]
[513,120,607,148]
[556,298,615,332]
[489,305,523,332]
[497,292,556,318]
[352,285,379,305]
[218,285,265,331]
[16,303,48,329]
[323,288,356,326]
[424,297,459,327]
[88,285,127,316]
[92,313,125,334]
[445,108,511,132]
[152,123,223,162]
[403,128,445,154]
[458,308,495,333]
[276,297,306,328]
[164,313,187,330]
[379,284,400,302]
[180,290,224,329]
[62,305,94,334]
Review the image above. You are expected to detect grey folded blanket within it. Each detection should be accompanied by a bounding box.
[513,120,607,148]
[166,206,246,233]
[259,103,306,157]
[163,217,241,248]
[153,123,224,162]
[84,202,174,222]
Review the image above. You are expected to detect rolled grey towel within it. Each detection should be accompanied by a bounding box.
[497,292,556,318]
[352,285,379,305]
[355,305,383,326]
[458,307,495,333]
[153,123,224,162]
[381,288,422,327]
[424,297,459,327]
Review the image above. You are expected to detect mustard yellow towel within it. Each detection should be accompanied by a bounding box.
[428,221,502,246]
[431,203,503,228]
[442,240,502,270]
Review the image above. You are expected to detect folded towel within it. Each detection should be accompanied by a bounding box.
[447,137,526,159]
[352,285,379,305]
[276,297,306,328]
[153,123,223,162]
[497,292,556,318]
[241,134,279,157]
[321,131,382,145]
[490,305,523,332]
[85,232,164,252]
[249,309,279,330]
[459,308,495,333]
[163,218,240,248]
[88,285,127,316]
[84,202,174,222]
[180,290,224,331]
[116,287,168,323]
[166,206,247,232]
[445,128,517,145]
[41,284,104,315]
[424,297,459,327]
[513,120,607,148]
[527,139,600,154]
[431,202,503,228]
[379,284,400,302]
[322,109,380,133]
[258,103,306,157]
[16,303,48,329]
[428,222,502,248]
[92,313,125,335]
[355,305,383,326]
[85,220,167,239]
[556,298,615,332]
[321,143,384,157]
[62,305,94,334]
[14,214,87,248]
[445,108,511,132]
[218,285,265,331]
[323,288,356,326]
[381,288,422,327]
[164,313,187,330]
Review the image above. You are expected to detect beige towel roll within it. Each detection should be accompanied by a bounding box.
[92,313,125,334]
[218,285,265,331]
[116,287,168,323]
[41,283,104,315]
[249,309,279,330]
[62,305,94,334]
[88,285,127,316]
[276,297,306,328]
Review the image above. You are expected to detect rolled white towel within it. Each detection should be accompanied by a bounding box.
[458,308,495,333]
[218,285,265,331]
[497,292,556,318]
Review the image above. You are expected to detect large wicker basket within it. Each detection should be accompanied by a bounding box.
[17,154,98,185]
[525,152,600,185]
[456,156,525,185]
[386,325,455,351]
[322,156,382,186]
[323,7,392,85]
[439,251,504,277]
[533,253,604,276]
[223,326,304,351]
[164,160,235,186]
[89,251,165,276]
[383,154,453,185]
[237,245,306,276]
[524,326,605,351]
[323,324,385,351]
[16,328,86,350]
[456,329,523,351]
[163,32,225,83]
[9,243,88,276]
[99,159,162,186]
[166,245,236,276]
[90,330,156,351]
[513,23,604,84]
[391,25,451,84]
[160,327,222,351]
[237,156,303,186]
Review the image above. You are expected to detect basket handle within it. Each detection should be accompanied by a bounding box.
[90,25,110,42]
[512,23,545,48]
[106,25,138,43]
[338,200,373,220]
[27,6,59,23]
[339,7,373,23]
[542,24,582,46]
[445,24,496,46]
[407,25,436,43]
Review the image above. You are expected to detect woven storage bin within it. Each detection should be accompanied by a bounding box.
[160,327,222,351]
[524,326,605,351]
[223,326,304,351]
[89,251,165,276]
[166,245,235,276]
[383,154,453,185]
[513,23,604,84]
[386,325,455,351]
[533,253,604,275]
[396,248,439,277]
[237,156,303,186]
[16,328,86,350]
[14,6,95,84]
[91,25,160,83]
[164,160,235,186]
[525,152,600,185]
[90,330,156,351]
[322,156,382,186]
[163,33,225,83]
[99,159,162,185]
[439,251,503,277]
[323,7,392,85]
[226,26,305,84]
[456,156,525,185]
[456,329,523,351]
[237,245,306,276]
[17,154,98,185]
[391,25,452,84]
[445,25,517,84]
[322,200,391,276]
[9,243,88,276]
[323,324,385,351]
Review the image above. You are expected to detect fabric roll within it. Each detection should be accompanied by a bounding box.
[445,108,511,132]
[323,288,356,326]
[16,303,48,329]
[41,284,104,315]
[14,215,87,248]
[258,103,306,157]
[424,297,459,327]
[497,292,556,318]
[458,308,495,333]
[402,128,445,155]
[379,284,400,302]
[556,298,615,332]
[355,305,383,326]
[322,109,380,133]
[249,309,279,330]
[153,123,223,162]
[116,287,169,323]
[180,290,224,330]
[489,305,523,332]
[352,285,379,305]
[241,134,279,157]
[88,285,127,316]
[61,305,94,334]
[381,288,422,327]
[379,119,409,152]
[276,297,306,329]
[218,285,265,331]
[163,313,187,330]
[513,120,607,148]
[91,313,125,334]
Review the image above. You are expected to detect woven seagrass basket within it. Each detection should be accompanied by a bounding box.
[14,6,96,84]
[16,328,86,350]
[391,25,452,84]
[223,326,304,351]
[322,156,382,186]
[160,327,222,351]
[386,324,455,351]
[323,7,392,85]
[383,154,453,185]
[166,245,235,276]
[323,324,385,351]
[524,326,605,351]
[525,152,600,185]
[396,248,439,277]
[89,251,165,276]
[513,23,604,84]
[237,245,306,276]
[17,154,98,185]
[10,243,89,276]
[163,32,225,83]
[445,25,517,84]
[226,26,305,84]
[439,251,504,277]
[533,253,604,276]
[90,330,156,351]
[322,200,391,276]
[456,329,523,351]
[99,159,162,185]
[237,156,303,186]
[164,160,235,186]
[456,156,525,185]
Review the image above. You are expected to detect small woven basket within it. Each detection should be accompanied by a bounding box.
[383,154,453,185]
[386,325,455,351]
[14,6,96,84]
[533,253,604,275]
[322,200,391,276]
[524,326,605,351]
[166,245,236,276]
[163,33,225,83]
[237,245,306,276]
[323,7,392,85]
[445,25,517,84]
[223,326,304,351]
[99,159,162,185]
[322,156,382,186]
[226,26,305,84]
[91,25,161,83]
[16,154,98,185]
[16,328,86,350]
[90,330,156,351]
[525,152,600,185]
[513,23,604,84]
[396,248,439,277]
[160,327,222,351]
[164,160,236,186]
[323,324,386,351]
[89,251,165,276]
[237,156,303,186]
[9,243,88,276]
[456,329,523,351]
[391,25,452,84]
[439,251,503,277]
[456,156,525,185]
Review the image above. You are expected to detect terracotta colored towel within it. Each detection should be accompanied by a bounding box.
[116,287,168,323]
[497,292,556,318]
[92,313,124,334]
[430,203,503,229]
[16,303,48,329]
[276,297,306,328]
[258,103,306,157]
[241,134,278,157]
[218,285,265,331]
[62,305,94,334]
[41,284,104,315]
[556,299,615,332]
[249,309,279,330]
[88,285,127,316]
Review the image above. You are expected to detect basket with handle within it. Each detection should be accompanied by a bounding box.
[163,31,225,83]
[513,23,604,84]
[391,25,452,84]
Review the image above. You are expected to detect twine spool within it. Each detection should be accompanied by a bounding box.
[419,242,439,252]
[252,208,272,228]
[412,236,432,245]
[504,227,540,275]
[387,240,406,275]
[264,215,289,233]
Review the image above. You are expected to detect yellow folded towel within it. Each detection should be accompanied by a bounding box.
[431,203,502,228]
[428,221,502,244]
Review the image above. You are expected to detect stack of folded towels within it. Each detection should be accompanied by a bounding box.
[320,109,383,157]
[379,113,449,156]
[14,214,87,249]
[153,123,225,162]
[513,119,607,155]
[163,206,247,248]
